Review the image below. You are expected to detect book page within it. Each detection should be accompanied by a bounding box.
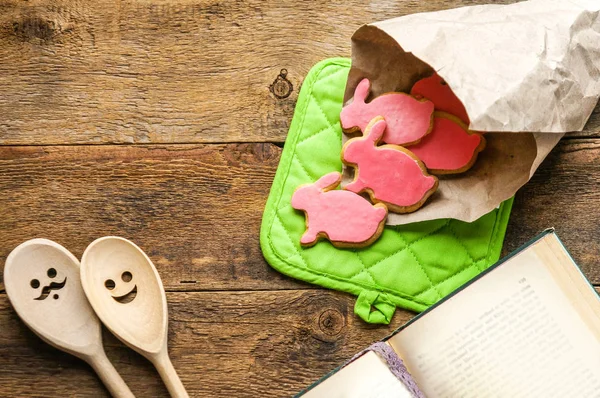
[302,350,414,398]
[389,244,600,398]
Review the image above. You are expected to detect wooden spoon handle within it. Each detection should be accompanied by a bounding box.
[88,350,135,398]
[153,351,189,398]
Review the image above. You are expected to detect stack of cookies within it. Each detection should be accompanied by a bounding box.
[292,73,485,249]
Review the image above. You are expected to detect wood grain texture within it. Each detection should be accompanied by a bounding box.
[0,143,304,292]
[1,140,599,290]
[1,0,600,396]
[504,139,600,281]
[0,289,411,397]
[0,0,530,146]
[2,285,600,397]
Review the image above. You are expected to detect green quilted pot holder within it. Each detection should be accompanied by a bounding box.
[260,58,513,324]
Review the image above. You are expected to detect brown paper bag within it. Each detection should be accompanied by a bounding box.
[342,0,600,224]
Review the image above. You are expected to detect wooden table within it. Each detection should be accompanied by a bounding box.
[0,0,598,396]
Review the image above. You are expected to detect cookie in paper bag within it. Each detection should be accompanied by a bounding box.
[340,78,434,146]
[342,117,438,213]
[408,113,485,175]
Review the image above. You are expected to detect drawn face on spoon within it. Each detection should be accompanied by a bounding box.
[4,239,101,356]
[81,237,167,354]
[30,267,67,301]
[104,270,137,304]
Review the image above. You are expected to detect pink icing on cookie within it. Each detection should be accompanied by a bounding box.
[340,78,435,145]
[342,117,438,213]
[409,114,484,173]
[291,172,388,247]
[411,73,470,124]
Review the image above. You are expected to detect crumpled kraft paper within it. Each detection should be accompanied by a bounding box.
[341,0,600,225]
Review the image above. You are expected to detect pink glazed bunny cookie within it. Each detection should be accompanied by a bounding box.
[411,72,470,125]
[291,172,388,248]
[342,117,438,214]
[340,78,435,146]
[408,113,485,175]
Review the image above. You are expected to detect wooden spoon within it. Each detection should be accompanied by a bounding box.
[80,236,189,398]
[3,239,135,398]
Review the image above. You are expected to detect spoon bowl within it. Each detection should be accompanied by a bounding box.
[4,239,134,398]
[81,237,188,398]
[80,237,166,354]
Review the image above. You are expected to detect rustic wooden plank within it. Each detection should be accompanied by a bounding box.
[0,289,410,397]
[2,287,600,397]
[1,139,600,291]
[0,0,532,146]
[0,143,302,291]
[504,139,600,282]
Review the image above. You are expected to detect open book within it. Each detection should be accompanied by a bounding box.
[300,230,600,397]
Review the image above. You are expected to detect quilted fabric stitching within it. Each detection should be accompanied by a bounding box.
[261,58,512,316]
[397,233,444,301]
[346,247,407,281]
[344,220,448,282]
[293,65,481,292]
[274,211,310,269]
[296,124,334,147]
[447,222,482,272]
[312,88,340,129]
[275,157,315,213]
[269,235,434,305]
[392,198,511,300]
[306,64,347,84]
[353,250,379,286]
[292,156,318,186]
[296,81,384,284]
[411,202,509,298]
[267,61,351,276]
[413,262,482,301]
[269,209,506,307]
[263,60,438,307]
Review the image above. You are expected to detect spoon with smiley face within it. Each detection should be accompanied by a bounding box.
[3,239,135,398]
[80,237,189,398]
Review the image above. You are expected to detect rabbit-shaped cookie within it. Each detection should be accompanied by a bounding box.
[408,113,485,175]
[342,117,438,213]
[340,78,434,145]
[291,172,388,248]
[411,72,470,125]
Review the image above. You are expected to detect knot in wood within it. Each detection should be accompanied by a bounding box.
[13,16,58,41]
[270,69,293,99]
[318,308,345,336]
